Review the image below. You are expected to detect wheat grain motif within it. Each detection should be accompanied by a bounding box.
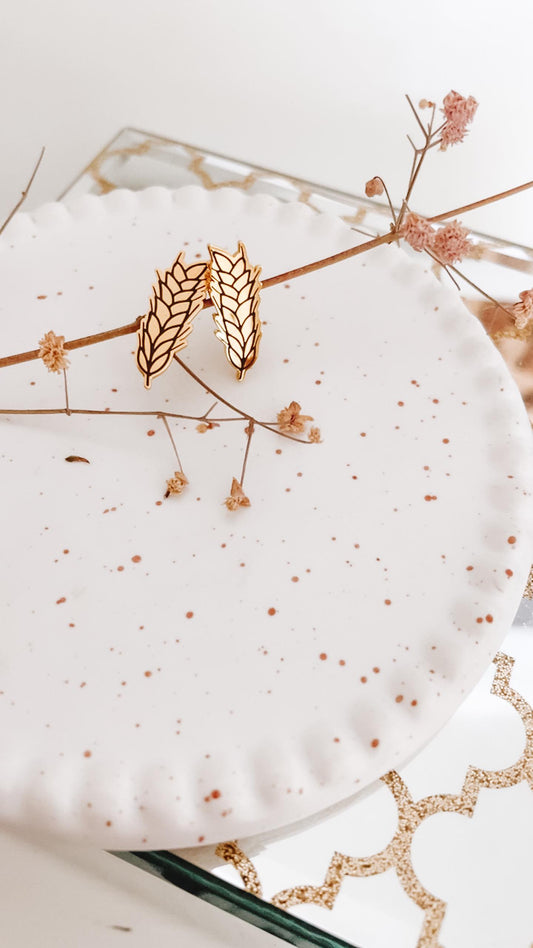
[208,242,262,381]
[136,253,208,389]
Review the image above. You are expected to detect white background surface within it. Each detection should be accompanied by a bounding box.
[1,1,532,245]
[0,1,532,945]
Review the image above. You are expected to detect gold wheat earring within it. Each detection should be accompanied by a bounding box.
[136,252,208,389]
[208,242,262,380]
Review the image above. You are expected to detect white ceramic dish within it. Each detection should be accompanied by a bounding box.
[0,186,530,848]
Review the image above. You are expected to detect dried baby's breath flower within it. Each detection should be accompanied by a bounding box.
[440,90,478,149]
[308,426,322,443]
[432,220,472,265]
[277,401,313,434]
[365,177,384,198]
[38,330,69,373]
[165,470,188,497]
[196,420,219,433]
[400,213,435,252]
[512,289,533,330]
[224,477,250,511]
[418,99,434,109]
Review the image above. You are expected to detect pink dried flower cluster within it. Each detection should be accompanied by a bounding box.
[440,90,478,149]
[400,214,472,264]
[400,213,435,252]
[432,220,472,264]
[512,289,533,330]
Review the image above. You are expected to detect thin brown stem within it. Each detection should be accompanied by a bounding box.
[446,263,515,321]
[160,414,184,471]
[428,180,533,224]
[424,249,461,290]
[173,355,310,444]
[239,420,255,487]
[63,368,71,416]
[0,147,45,237]
[405,95,427,137]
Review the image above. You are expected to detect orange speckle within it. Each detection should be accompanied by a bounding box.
[291,576,299,582]
[211,789,221,799]
[275,449,282,455]
[466,565,474,571]
[360,432,366,437]
[423,465,430,470]
[147,429,155,437]
[508,536,516,545]
[131,555,141,563]
[360,676,367,683]
[144,671,152,678]
[63,549,69,555]
[106,820,112,827]
[476,617,483,624]
[397,401,404,406]
[315,379,321,385]
[155,500,162,506]
[486,614,493,623]
[83,750,91,757]
[395,695,404,703]
[56,597,66,605]
[339,659,346,666]
[370,738,379,748]
[319,652,328,661]
[186,611,194,619]
[198,835,205,843]
[333,737,340,743]
[411,699,418,707]
[268,607,276,616]
[69,623,75,628]
[117,565,124,572]
[432,398,439,403]
[352,475,358,480]
[442,438,449,444]
[373,666,380,674]
[384,599,391,606]
[506,569,513,577]
[37,294,47,300]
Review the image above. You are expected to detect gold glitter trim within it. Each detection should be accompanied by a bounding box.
[184,147,260,192]
[523,565,533,599]
[216,652,533,948]
[214,840,263,897]
[85,140,152,194]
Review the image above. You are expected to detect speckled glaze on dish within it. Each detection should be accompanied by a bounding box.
[0,186,530,848]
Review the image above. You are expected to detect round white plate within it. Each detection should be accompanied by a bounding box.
[0,186,530,848]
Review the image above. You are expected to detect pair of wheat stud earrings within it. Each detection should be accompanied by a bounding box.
[135,241,262,390]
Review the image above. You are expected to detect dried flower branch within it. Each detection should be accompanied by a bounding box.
[0,147,45,238]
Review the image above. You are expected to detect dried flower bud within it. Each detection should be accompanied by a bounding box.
[165,471,188,497]
[308,427,322,443]
[38,330,69,373]
[431,220,471,265]
[277,401,313,434]
[419,99,434,109]
[224,477,250,511]
[512,289,533,331]
[400,213,435,253]
[365,177,384,198]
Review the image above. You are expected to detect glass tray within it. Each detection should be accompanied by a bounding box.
[62,129,533,948]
